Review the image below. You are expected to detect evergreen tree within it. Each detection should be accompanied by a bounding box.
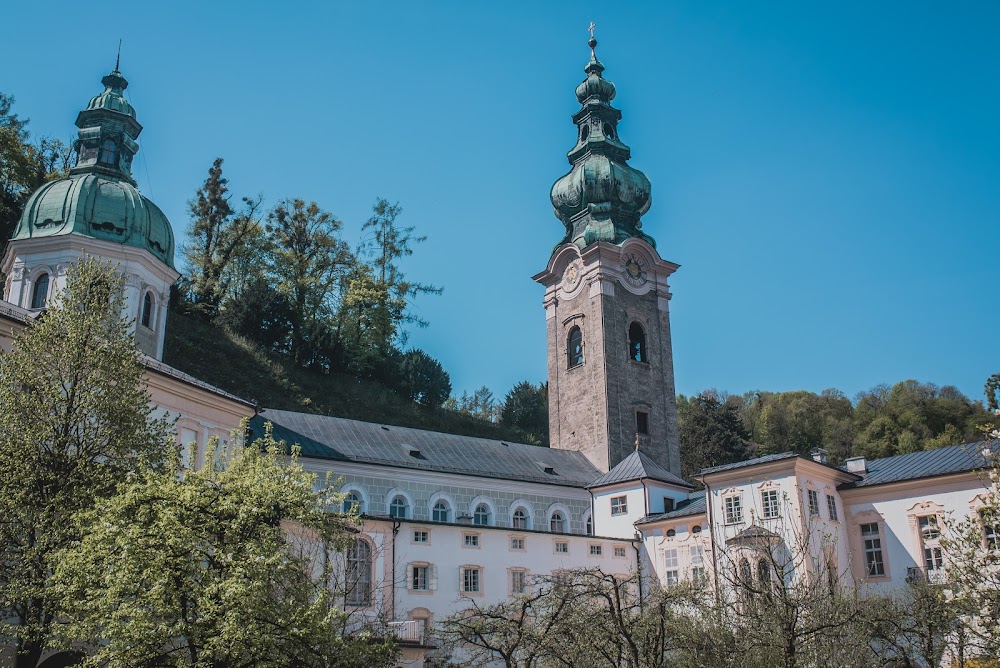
[398,349,452,407]
[183,158,263,317]
[0,258,174,668]
[678,392,752,480]
[500,381,549,445]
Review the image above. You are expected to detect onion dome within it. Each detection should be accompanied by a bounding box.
[550,34,655,250]
[12,67,175,269]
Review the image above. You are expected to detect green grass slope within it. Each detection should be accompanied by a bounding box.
[162,313,534,442]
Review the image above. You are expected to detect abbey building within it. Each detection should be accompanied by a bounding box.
[1,34,995,668]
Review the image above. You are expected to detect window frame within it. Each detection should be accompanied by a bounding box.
[567,325,584,368]
[389,496,409,519]
[826,494,839,522]
[628,321,647,363]
[346,538,373,607]
[860,522,886,578]
[723,494,743,525]
[807,489,820,517]
[432,500,450,523]
[761,489,780,520]
[30,272,49,310]
[610,495,628,516]
[140,291,154,328]
[461,565,482,595]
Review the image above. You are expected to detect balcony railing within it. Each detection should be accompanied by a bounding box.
[387,619,425,643]
[906,567,947,585]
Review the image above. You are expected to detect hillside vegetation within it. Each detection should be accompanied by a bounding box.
[163,313,531,442]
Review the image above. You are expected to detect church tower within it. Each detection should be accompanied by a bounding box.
[2,65,178,360]
[534,33,681,475]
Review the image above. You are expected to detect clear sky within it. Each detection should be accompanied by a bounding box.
[3,1,998,404]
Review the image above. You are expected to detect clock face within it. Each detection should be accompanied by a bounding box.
[562,262,581,290]
[622,253,647,286]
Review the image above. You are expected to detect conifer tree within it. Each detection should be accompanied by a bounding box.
[0,258,174,668]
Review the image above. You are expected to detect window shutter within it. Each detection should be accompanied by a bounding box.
[430,564,438,591]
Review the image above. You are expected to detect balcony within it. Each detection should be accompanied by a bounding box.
[906,567,947,585]
[387,619,427,644]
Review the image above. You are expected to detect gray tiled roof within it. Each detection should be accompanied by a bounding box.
[252,409,603,487]
[839,441,994,489]
[636,495,707,524]
[587,450,693,489]
[698,452,799,477]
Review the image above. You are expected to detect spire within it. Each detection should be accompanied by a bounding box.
[549,27,655,250]
[70,65,143,184]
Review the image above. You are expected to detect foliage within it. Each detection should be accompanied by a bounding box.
[0,258,174,668]
[0,92,71,255]
[53,426,398,668]
[266,198,354,365]
[677,391,752,480]
[499,381,549,445]
[181,157,263,317]
[398,348,452,407]
[446,386,500,423]
[868,580,965,668]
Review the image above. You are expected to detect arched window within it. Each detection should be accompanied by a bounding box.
[346,539,372,606]
[629,322,647,362]
[473,504,490,526]
[141,292,154,328]
[343,492,363,515]
[550,512,565,533]
[739,558,753,590]
[567,326,584,368]
[512,509,528,530]
[30,273,49,310]
[99,139,118,166]
[389,497,408,519]
[432,500,450,523]
[758,559,771,592]
[585,515,593,536]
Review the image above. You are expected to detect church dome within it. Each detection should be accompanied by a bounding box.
[11,66,175,269]
[15,173,175,268]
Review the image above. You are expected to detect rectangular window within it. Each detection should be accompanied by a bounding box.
[690,544,704,567]
[924,546,944,571]
[982,510,999,550]
[636,411,649,435]
[555,541,569,554]
[861,523,885,577]
[724,495,742,524]
[611,496,628,516]
[614,546,627,558]
[761,489,779,519]
[413,530,428,543]
[462,567,481,594]
[464,533,480,548]
[826,494,839,521]
[589,544,602,556]
[808,489,820,517]
[919,515,940,540]
[510,537,525,551]
[663,497,675,513]
[690,566,706,585]
[511,569,526,594]
[411,565,429,590]
[663,548,679,570]
[665,570,679,586]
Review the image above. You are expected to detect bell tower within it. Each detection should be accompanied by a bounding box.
[533,31,681,475]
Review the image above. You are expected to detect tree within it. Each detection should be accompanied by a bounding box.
[868,580,965,668]
[0,92,71,254]
[266,199,354,365]
[500,382,548,445]
[182,158,264,317]
[0,258,174,668]
[356,198,441,351]
[53,426,398,668]
[398,349,451,407]
[677,392,752,480]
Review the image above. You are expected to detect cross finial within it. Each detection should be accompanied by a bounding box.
[635,432,640,451]
[116,39,122,71]
[588,21,596,38]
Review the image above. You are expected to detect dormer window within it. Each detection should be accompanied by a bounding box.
[99,139,118,166]
[30,273,49,310]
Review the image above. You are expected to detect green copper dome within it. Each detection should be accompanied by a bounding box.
[550,35,655,250]
[13,67,175,269]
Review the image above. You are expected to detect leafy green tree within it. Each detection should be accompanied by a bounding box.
[0,258,174,668]
[53,427,398,668]
[356,198,441,351]
[266,198,354,365]
[868,580,965,668]
[216,274,293,352]
[500,381,548,445]
[398,349,451,407]
[182,158,263,317]
[0,92,71,254]
[677,392,752,480]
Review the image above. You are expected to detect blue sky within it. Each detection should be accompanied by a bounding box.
[3,1,998,404]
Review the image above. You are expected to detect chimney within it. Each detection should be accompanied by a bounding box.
[845,456,867,474]
[811,448,828,464]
